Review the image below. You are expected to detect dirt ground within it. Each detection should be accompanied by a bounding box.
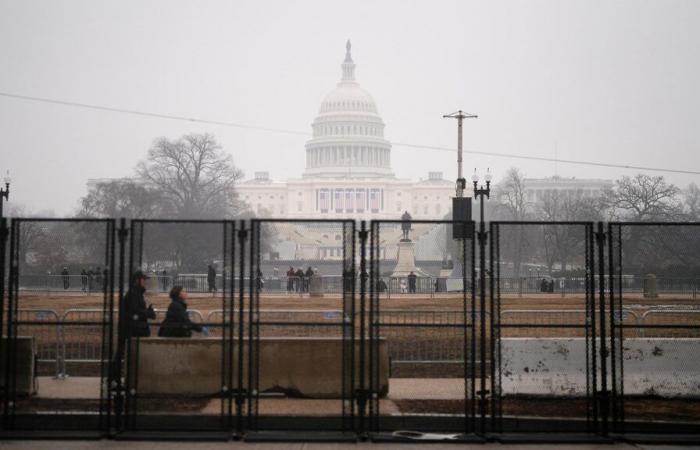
[13,291,700,316]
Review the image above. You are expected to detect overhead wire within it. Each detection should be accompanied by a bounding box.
[1,91,698,176]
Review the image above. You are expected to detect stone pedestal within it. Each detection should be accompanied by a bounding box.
[391,240,429,278]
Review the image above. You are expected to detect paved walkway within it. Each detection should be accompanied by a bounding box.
[0,440,685,449]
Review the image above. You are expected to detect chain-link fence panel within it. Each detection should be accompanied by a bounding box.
[3,218,115,435]
[120,220,235,436]
[368,219,477,440]
[246,219,355,437]
[490,222,598,435]
[608,222,700,435]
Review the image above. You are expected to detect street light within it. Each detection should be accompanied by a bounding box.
[0,170,10,218]
[472,167,492,433]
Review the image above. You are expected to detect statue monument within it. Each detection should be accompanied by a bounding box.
[400,211,412,242]
[391,211,429,278]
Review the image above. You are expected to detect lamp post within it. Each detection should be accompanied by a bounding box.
[472,168,491,432]
[0,171,10,218]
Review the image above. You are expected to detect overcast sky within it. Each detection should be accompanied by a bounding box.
[1,0,699,215]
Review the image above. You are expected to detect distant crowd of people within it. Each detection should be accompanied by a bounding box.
[286,266,316,293]
[540,277,556,293]
[59,266,108,292]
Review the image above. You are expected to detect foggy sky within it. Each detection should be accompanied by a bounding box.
[0,0,699,215]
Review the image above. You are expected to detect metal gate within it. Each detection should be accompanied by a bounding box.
[367,219,478,441]
[607,222,700,437]
[489,222,599,438]
[119,219,236,437]
[2,218,115,437]
[246,219,355,439]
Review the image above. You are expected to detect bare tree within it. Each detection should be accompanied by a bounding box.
[603,174,682,221]
[682,183,700,221]
[5,205,48,271]
[79,179,165,218]
[492,168,531,276]
[493,167,530,221]
[137,133,244,219]
[537,191,602,273]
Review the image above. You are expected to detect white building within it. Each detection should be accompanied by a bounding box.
[237,41,454,220]
[522,176,612,205]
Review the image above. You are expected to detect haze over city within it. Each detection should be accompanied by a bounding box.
[1,0,699,215]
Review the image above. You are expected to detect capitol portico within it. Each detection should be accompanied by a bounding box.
[237,41,455,221]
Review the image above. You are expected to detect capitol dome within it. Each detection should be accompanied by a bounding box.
[303,41,394,179]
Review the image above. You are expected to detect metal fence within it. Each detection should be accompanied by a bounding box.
[608,222,700,435]
[1,217,700,442]
[9,306,694,380]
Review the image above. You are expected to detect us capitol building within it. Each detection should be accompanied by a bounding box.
[237,41,454,221]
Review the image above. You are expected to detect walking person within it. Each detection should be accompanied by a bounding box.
[87,268,94,293]
[304,266,314,292]
[124,270,156,337]
[286,266,295,292]
[161,269,168,292]
[111,270,157,394]
[80,269,87,292]
[295,267,305,293]
[207,264,217,293]
[256,268,264,292]
[61,267,70,290]
[158,286,208,337]
[408,271,417,294]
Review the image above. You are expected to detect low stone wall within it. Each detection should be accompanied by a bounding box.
[132,337,388,398]
[0,336,36,396]
[501,338,700,397]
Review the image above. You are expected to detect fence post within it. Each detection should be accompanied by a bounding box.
[113,218,128,433]
[357,222,369,437]
[595,222,609,435]
[57,311,66,379]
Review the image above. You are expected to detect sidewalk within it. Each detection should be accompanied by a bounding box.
[0,440,683,449]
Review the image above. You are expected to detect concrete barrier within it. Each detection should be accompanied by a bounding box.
[501,338,700,397]
[0,336,36,396]
[131,337,388,398]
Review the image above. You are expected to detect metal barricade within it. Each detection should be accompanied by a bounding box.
[639,309,700,338]
[15,309,61,378]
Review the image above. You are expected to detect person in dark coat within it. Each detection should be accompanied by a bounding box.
[304,266,314,292]
[124,270,156,337]
[61,267,70,290]
[207,264,217,293]
[408,271,417,293]
[80,269,88,292]
[377,278,387,293]
[158,286,204,337]
[295,268,305,293]
[286,266,295,292]
[256,268,264,292]
[161,269,168,292]
[111,270,156,388]
[87,268,94,293]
